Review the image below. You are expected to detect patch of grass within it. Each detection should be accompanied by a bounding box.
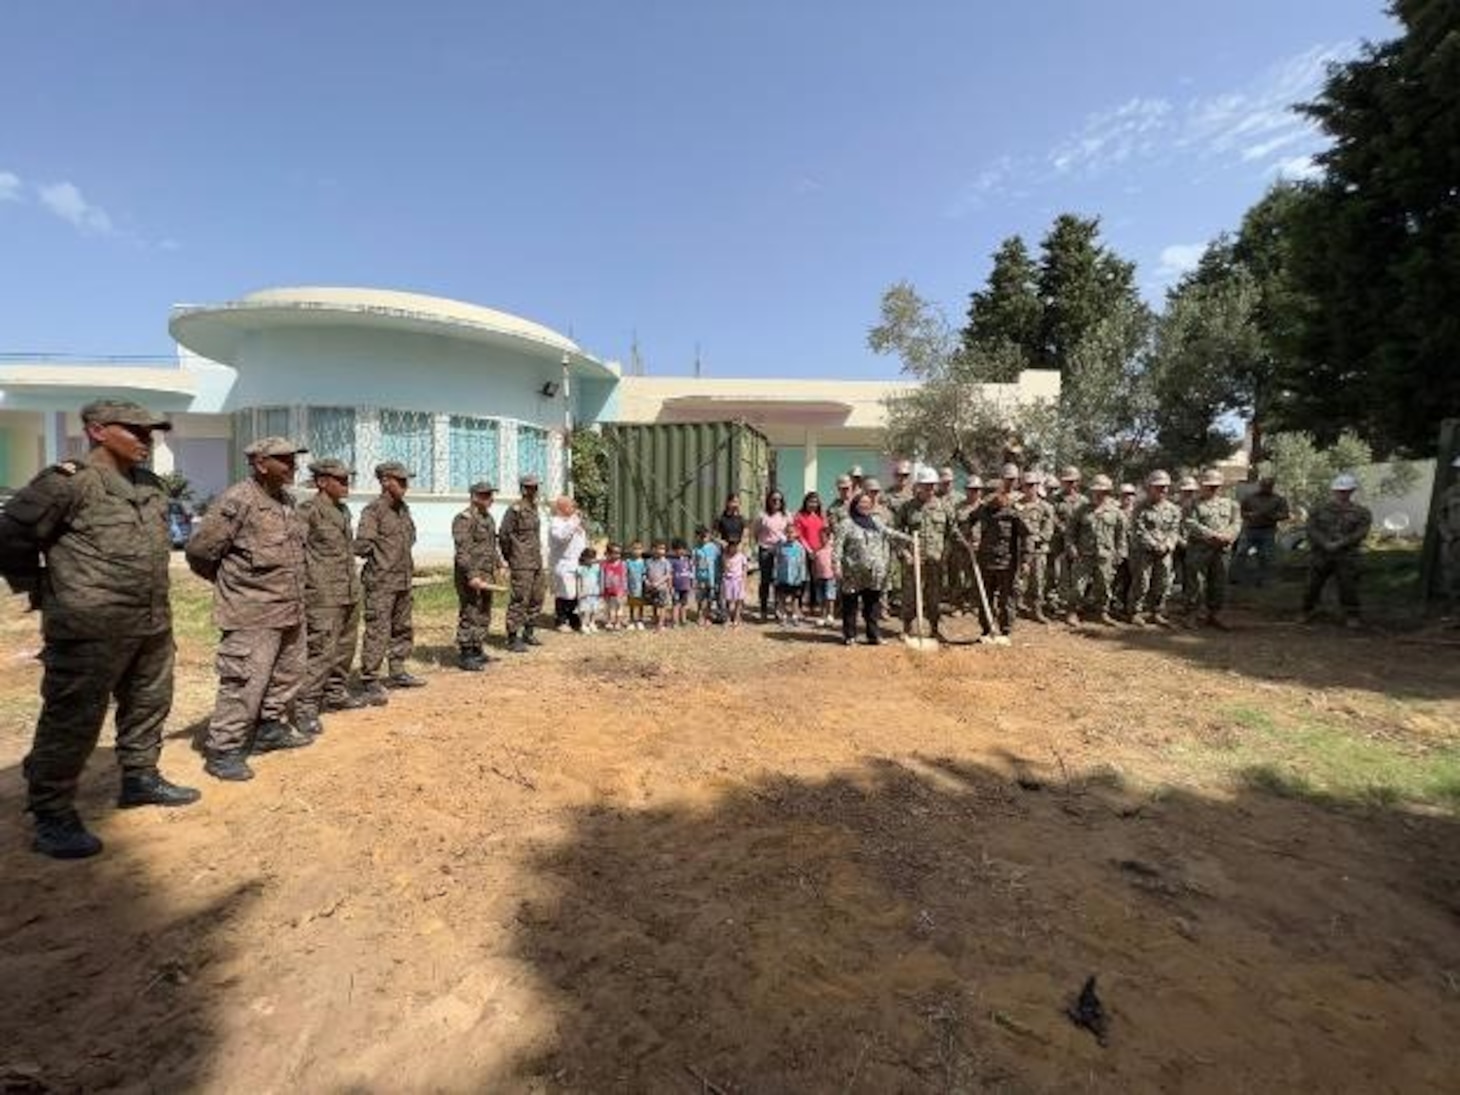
[1224,705,1278,734]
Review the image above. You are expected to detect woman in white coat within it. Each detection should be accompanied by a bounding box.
[548,496,588,631]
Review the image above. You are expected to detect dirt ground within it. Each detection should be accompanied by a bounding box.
[2,576,1460,1094]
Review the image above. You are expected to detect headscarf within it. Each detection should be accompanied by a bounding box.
[850,492,878,531]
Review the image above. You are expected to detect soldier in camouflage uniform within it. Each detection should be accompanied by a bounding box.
[1441,456,1460,621]
[970,467,1025,638]
[1301,474,1373,627]
[1233,476,1291,588]
[946,475,984,616]
[0,400,199,858]
[1182,469,1241,628]
[1114,482,1137,610]
[1125,469,1183,626]
[295,457,366,737]
[453,481,502,670]
[883,461,913,608]
[863,476,894,526]
[1015,471,1055,623]
[188,436,315,781]
[354,461,425,697]
[935,466,957,514]
[1068,473,1125,626]
[499,473,546,652]
[1172,475,1199,611]
[895,467,953,639]
[1049,466,1087,615]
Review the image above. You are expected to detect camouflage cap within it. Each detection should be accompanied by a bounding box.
[81,399,172,432]
[862,476,882,492]
[894,460,913,476]
[1000,462,1019,479]
[848,465,865,478]
[1090,473,1114,491]
[1147,469,1172,487]
[1200,469,1224,487]
[1023,471,1042,486]
[307,458,352,478]
[519,473,540,488]
[1059,465,1080,481]
[1044,475,1060,490]
[469,480,497,494]
[965,475,983,490]
[374,461,413,481]
[835,474,852,488]
[1120,482,1137,495]
[1178,475,1199,492]
[245,436,308,458]
[938,466,954,481]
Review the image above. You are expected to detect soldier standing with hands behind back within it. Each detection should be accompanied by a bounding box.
[453,481,503,670]
[0,400,199,859]
[499,473,546,653]
[295,457,365,736]
[354,461,425,700]
[187,436,315,782]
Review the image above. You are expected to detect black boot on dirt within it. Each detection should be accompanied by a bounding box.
[385,670,427,688]
[204,750,255,782]
[360,681,390,706]
[32,810,104,860]
[507,632,527,654]
[323,692,368,712]
[251,719,314,754]
[522,626,543,647]
[457,649,485,672]
[295,709,325,737]
[118,770,201,809]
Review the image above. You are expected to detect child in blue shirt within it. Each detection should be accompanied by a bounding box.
[576,547,602,633]
[773,524,809,625]
[692,525,722,627]
[644,540,674,631]
[624,539,647,631]
[669,537,695,628]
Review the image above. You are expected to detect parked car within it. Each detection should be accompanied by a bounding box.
[166,501,194,549]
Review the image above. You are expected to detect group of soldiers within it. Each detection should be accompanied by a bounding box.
[0,400,554,860]
[822,456,1381,642]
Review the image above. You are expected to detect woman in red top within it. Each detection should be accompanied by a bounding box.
[792,492,827,619]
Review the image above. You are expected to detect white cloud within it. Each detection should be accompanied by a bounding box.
[1049,97,1173,175]
[1156,242,1207,281]
[1273,154,1323,182]
[0,170,21,202]
[37,180,113,234]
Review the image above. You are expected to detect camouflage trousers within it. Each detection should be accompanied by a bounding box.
[360,585,414,681]
[204,625,305,754]
[900,559,944,633]
[945,542,978,613]
[1049,549,1077,611]
[1127,549,1174,619]
[1017,551,1048,614]
[455,573,494,649]
[1183,546,1230,614]
[1075,555,1117,616]
[978,563,1018,635]
[25,631,174,815]
[1303,552,1361,616]
[299,601,359,715]
[505,567,545,635]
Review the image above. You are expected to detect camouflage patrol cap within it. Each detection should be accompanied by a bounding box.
[965,475,984,490]
[848,465,865,478]
[835,474,852,488]
[938,466,954,481]
[1059,465,1080,481]
[1178,476,1199,492]
[894,460,913,476]
[374,461,413,481]
[81,399,173,432]
[1147,469,1172,487]
[1200,469,1224,487]
[307,458,352,479]
[469,480,497,495]
[1023,470,1042,486]
[862,476,882,492]
[246,436,308,458]
[1000,463,1020,480]
[1090,473,1114,491]
[519,473,541,488]
[1044,474,1060,490]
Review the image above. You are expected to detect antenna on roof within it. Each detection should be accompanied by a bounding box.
[694,341,702,379]
[630,330,644,376]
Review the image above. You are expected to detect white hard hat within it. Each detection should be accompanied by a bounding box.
[1331,473,1359,492]
[914,467,938,486]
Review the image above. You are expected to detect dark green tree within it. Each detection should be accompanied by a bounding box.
[959,235,1042,382]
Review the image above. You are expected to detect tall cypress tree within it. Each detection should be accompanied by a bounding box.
[959,235,1042,381]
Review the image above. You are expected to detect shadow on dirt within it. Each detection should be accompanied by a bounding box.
[501,754,1460,1092]
[0,746,261,1094]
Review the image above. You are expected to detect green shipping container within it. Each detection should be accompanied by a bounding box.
[602,421,772,548]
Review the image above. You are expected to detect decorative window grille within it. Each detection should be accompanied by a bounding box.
[517,424,549,486]
[449,416,500,491]
[305,407,356,472]
[378,409,434,479]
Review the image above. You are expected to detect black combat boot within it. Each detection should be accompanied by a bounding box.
[457,648,485,671]
[32,810,104,859]
[507,631,527,653]
[323,691,368,712]
[204,750,254,782]
[360,680,390,706]
[295,709,325,737]
[118,769,202,808]
[385,670,427,688]
[251,719,314,753]
[521,625,543,647]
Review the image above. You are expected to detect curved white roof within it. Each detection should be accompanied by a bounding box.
[169,286,616,378]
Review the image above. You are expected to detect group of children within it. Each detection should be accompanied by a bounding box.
[559,524,836,633]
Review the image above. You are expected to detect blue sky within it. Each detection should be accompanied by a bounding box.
[0,1,1396,378]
